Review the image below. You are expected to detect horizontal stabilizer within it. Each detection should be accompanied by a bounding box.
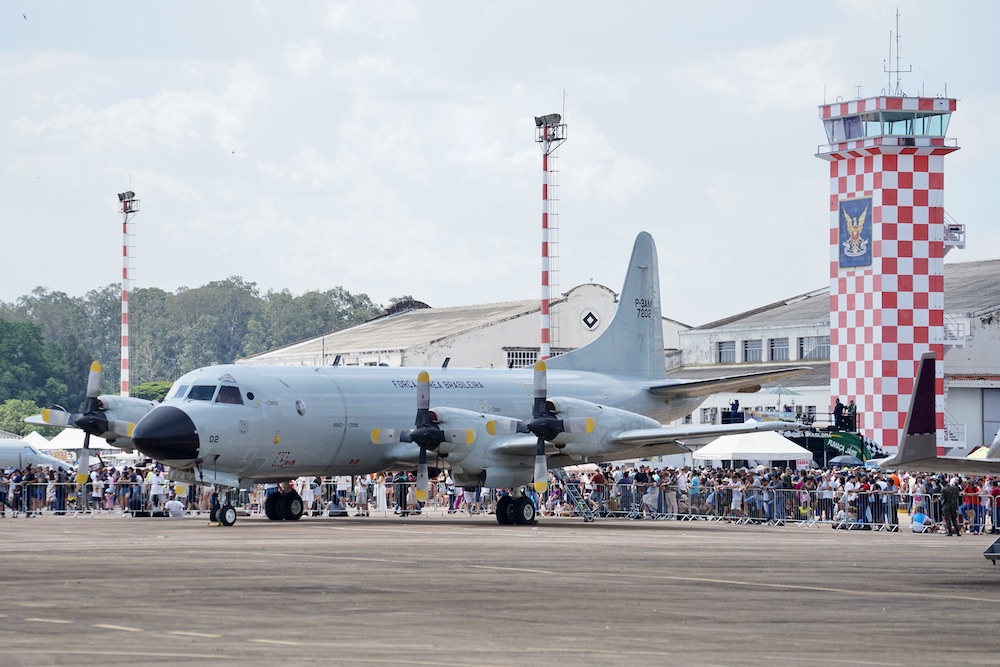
[649,367,809,400]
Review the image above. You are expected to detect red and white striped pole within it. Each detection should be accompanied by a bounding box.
[117,191,139,396]
[540,134,552,360]
[534,114,566,362]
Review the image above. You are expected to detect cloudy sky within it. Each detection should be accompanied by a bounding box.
[3,1,997,327]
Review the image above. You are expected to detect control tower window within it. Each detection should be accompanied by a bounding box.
[843,116,862,140]
[913,112,950,137]
[188,385,218,401]
[883,111,915,136]
[216,385,244,405]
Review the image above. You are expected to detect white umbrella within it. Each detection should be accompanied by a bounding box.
[756,385,803,407]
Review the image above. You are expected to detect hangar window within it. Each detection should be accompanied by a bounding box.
[215,385,244,405]
[700,407,718,425]
[188,385,218,401]
[742,339,762,363]
[769,338,789,362]
[716,341,736,364]
[797,335,830,360]
[506,349,538,369]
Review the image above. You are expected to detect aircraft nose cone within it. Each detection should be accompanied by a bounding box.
[132,405,199,461]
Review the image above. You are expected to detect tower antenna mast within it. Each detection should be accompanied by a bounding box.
[116,190,140,396]
[884,8,912,96]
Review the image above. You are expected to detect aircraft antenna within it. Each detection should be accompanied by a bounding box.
[533,110,567,360]
[116,189,140,396]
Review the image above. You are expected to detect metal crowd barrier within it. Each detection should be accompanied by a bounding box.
[7,477,1000,535]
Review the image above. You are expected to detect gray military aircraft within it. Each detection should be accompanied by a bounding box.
[0,439,67,471]
[123,231,804,526]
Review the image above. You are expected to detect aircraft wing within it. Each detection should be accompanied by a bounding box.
[648,367,810,399]
[490,419,797,457]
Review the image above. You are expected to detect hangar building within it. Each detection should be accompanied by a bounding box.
[240,259,1000,453]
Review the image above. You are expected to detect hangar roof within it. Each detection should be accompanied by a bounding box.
[943,259,1000,316]
[693,258,1000,331]
[247,298,540,360]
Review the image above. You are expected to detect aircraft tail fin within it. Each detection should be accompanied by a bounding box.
[881,352,938,467]
[546,232,664,379]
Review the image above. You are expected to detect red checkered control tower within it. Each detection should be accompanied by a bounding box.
[816,96,959,451]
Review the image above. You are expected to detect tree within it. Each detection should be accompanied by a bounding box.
[131,381,172,403]
[0,399,58,438]
[0,318,69,407]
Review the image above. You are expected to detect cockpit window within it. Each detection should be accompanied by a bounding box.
[188,385,218,401]
[165,384,189,400]
[215,385,244,405]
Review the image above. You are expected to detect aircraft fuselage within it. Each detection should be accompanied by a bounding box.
[135,363,694,486]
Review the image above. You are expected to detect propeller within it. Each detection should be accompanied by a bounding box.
[370,371,474,504]
[523,361,595,493]
[38,362,135,487]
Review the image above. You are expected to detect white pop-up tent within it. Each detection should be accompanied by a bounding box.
[692,430,813,463]
[47,428,119,450]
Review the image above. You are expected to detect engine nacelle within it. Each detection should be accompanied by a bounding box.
[545,397,660,445]
[97,395,159,440]
[481,466,534,489]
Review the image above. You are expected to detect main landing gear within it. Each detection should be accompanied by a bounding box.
[263,483,304,522]
[495,493,536,526]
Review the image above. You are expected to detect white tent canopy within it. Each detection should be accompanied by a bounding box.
[23,431,50,448]
[693,431,813,462]
[47,428,119,450]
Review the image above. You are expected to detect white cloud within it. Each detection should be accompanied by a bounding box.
[676,38,841,112]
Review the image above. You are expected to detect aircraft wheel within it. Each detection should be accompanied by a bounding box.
[495,496,514,525]
[209,506,219,522]
[512,496,536,525]
[219,504,238,526]
[279,492,304,521]
[264,492,281,520]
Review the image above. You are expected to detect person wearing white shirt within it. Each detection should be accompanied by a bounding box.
[149,471,166,510]
[164,495,185,518]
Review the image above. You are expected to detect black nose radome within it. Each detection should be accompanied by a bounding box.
[132,405,199,462]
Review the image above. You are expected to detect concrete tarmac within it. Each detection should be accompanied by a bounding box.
[1,511,999,666]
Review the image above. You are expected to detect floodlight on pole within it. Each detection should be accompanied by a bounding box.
[534,112,567,360]
[117,190,140,396]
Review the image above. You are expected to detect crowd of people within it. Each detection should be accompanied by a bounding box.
[1,463,213,518]
[5,459,1000,537]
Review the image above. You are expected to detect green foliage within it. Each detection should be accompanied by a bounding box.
[0,279,386,404]
[0,317,69,406]
[0,399,58,438]
[132,381,173,403]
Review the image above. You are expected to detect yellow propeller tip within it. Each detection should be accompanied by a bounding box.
[533,481,548,494]
[415,490,428,503]
[90,361,102,372]
[533,360,546,371]
[417,371,430,383]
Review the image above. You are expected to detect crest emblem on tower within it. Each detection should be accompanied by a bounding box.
[838,197,872,268]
